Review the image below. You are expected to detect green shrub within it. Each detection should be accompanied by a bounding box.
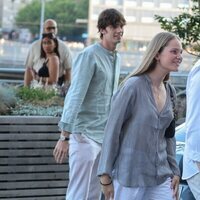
[17,87,57,101]
[0,84,17,115]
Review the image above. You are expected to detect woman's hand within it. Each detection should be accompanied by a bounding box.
[100,174,114,200]
[102,184,114,200]
[171,175,180,200]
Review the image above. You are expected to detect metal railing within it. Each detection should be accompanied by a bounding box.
[0,67,188,88]
[0,67,24,83]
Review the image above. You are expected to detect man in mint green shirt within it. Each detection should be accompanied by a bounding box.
[53,8,126,200]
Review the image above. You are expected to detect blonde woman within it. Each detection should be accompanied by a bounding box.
[98,32,182,200]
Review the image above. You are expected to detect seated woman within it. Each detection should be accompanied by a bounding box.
[28,33,60,90]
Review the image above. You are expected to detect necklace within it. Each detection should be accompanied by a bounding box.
[151,83,165,112]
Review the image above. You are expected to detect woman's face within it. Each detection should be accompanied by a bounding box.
[42,37,56,54]
[156,38,183,72]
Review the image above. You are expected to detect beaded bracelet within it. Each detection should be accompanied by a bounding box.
[100,180,113,186]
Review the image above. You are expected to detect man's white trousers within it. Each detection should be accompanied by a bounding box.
[66,133,101,200]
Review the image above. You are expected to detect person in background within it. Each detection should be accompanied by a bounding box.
[98,32,182,200]
[24,19,72,95]
[53,8,126,200]
[182,59,200,200]
[29,32,59,89]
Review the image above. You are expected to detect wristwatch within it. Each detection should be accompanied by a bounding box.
[59,134,70,141]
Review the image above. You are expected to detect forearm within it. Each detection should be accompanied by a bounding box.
[24,67,34,86]
[64,68,71,84]
[166,137,180,176]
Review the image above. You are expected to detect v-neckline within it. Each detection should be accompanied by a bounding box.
[144,74,169,115]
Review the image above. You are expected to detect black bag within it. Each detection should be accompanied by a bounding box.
[165,84,177,138]
[165,118,176,138]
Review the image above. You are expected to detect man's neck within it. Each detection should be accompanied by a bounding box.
[100,40,117,52]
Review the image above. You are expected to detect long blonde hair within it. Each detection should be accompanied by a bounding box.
[121,32,180,85]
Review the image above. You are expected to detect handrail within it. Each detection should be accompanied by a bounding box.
[0,67,25,80]
[0,67,188,88]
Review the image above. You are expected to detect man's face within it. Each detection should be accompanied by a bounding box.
[101,25,124,45]
[44,21,58,35]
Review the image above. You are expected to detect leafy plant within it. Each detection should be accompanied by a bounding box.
[155,0,200,57]
[0,84,17,115]
[17,87,57,101]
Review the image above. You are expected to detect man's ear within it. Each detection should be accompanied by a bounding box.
[100,29,106,35]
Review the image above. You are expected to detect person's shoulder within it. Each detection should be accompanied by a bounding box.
[125,75,143,86]
[57,39,66,46]
[30,39,41,48]
[27,39,41,56]
[83,43,97,52]
[79,43,114,58]
[189,59,200,76]
[192,59,200,69]
[57,39,71,50]
[48,54,59,61]
[76,43,96,58]
[121,76,142,92]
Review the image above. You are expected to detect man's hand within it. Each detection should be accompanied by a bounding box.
[60,83,70,97]
[53,131,70,163]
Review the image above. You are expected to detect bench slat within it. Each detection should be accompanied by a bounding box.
[0,149,53,156]
[0,172,68,181]
[0,180,68,189]
[0,164,68,174]
[0,133,59,140]
[0,141,56,148]
[0,157,63,165]
[0,116,59,124]
[0,125,59,132]
[3,197,65,200]
[5,197,65,200]
[0,188,66,198]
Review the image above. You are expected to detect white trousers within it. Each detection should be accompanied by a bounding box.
[187,172,200,200]
[113,178,174,200]
[66,133,101,200]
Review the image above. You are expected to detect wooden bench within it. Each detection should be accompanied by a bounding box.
[0,116,68,200]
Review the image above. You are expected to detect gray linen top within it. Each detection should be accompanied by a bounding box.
[98,74,180,187]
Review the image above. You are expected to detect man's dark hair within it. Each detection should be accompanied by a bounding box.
[97,8,126,39]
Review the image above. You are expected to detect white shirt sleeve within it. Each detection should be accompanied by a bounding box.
[185,59,200,162]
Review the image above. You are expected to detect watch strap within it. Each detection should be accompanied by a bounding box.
[59,135,70,141]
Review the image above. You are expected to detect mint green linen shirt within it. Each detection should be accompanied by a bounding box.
[58,43,121,143]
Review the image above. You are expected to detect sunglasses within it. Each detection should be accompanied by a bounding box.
[46,26,56,30]
[42,33,56,39]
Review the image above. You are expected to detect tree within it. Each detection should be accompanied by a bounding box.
[155,0,200,57]
[15,0,89,41]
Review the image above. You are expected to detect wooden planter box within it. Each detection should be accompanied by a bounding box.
[0,116,68,200]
